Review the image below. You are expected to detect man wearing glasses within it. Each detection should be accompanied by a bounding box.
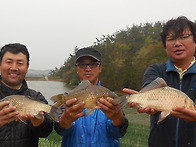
[125,16,196,147]
[54,47,128,147]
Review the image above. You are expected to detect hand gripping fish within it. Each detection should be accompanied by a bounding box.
[50,80,118,115]
[0,95,61,122]
[113,77,196,122]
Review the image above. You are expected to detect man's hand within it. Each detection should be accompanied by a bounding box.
[59,98,85,129]
[172,107,196,122]
[98,97,125,126]
[123,88,157,115]
[19,112,45,127]
[0,101,19,127]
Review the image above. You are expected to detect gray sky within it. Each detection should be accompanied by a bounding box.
[0,0,196,70]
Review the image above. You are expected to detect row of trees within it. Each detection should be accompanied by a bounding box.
[49,22,169,91]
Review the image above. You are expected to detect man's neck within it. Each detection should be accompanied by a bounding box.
[1,80,22,89]
[174,56,195,71]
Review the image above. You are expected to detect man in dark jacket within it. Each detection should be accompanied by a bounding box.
[0,43,53,147]
[125,16,196,147]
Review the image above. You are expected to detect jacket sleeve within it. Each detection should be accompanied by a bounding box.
[54,104,75,136]
[54,121,75,136]
[28,91,53,138]
[107,111,128,138]
[143,63,165,88]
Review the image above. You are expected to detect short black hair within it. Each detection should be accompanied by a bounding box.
[0,43,30,65]
[160,16,196,48]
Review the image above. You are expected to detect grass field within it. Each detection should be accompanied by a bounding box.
[39,106,150,147]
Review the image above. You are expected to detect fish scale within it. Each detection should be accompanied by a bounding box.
[129,87,188,112]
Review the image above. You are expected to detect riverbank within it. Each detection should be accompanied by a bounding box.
[25,77,64,82]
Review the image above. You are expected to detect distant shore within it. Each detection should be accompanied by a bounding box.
[25,77,64,82]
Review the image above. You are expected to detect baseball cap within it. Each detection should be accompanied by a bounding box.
[75,48,101,63]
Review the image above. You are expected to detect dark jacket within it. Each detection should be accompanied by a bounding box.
[54,81,128,147]
[0,79,53,147]
[143,59,196,147]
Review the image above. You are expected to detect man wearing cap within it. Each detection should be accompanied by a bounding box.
[54,47,128,147]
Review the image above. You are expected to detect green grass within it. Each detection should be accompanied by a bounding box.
[39,106,150,147]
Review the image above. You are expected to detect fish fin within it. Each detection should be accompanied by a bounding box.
[48,106,62,122]
[158,111,170,123]
[35,113,44,119]
[86,108,94,116]
[70,80,92,93]
[140,77,167,93]
[26,96,35,100]
[50,94,66,108]
[113,95,128,111]
[18,116,27,124]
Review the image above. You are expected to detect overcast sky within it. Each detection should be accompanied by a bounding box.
[0,0,196,70]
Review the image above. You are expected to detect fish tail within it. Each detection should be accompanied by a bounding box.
[113,95,128,111]
[48,106,62,122]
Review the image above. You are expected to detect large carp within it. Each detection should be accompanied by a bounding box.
[113,77,196,122]
[50,80,118,115]
[0,95,61,122]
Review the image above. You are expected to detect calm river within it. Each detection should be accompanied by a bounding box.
[27,80,72,104]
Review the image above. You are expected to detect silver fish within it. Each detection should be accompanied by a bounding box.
[0,95,61,122]
[113,77,196,122]
[50,80,118,115]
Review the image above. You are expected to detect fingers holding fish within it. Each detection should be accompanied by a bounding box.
[98,97,117,111]
[123,88,138,95]
[129,102,138,107]
[59,99,85,129]
[171,107,196,122]
[98,97,125,126]
[137,107,157,115]
[19,112,45,127]
[0,101,19,127]
[65,98,78,108]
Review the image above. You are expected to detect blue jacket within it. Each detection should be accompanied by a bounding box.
[143,58,196,147]
[54,81,128,147]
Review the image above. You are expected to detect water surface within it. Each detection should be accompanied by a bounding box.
[27,80,72,104]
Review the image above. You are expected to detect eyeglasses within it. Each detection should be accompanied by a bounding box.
[76,62,101,69]
[166,34,193,44]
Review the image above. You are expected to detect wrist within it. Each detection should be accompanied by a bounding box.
[59,119,72,129]
[112,111,125,126]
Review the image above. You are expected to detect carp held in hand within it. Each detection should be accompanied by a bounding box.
[113,77,196,122]
[0,95,61,122]
[50,80,118,115]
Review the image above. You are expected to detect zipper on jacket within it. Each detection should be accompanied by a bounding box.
[11,125,16,147]
[175,78,182,147]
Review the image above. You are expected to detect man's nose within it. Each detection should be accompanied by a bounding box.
[173,38,182,46]
[10,63,18,70]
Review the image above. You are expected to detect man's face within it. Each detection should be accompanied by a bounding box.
[165,28,196,65]
[0,51,29,89]
[76,56,101,85]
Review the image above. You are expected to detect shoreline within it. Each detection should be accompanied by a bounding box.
[25,77,64,82]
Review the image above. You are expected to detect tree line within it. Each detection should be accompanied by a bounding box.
[49,21,176,91]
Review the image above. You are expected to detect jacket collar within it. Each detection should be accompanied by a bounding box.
[0,76,28,96]
[166,57,196,74]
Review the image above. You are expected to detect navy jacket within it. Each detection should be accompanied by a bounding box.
[143,58,196,147]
